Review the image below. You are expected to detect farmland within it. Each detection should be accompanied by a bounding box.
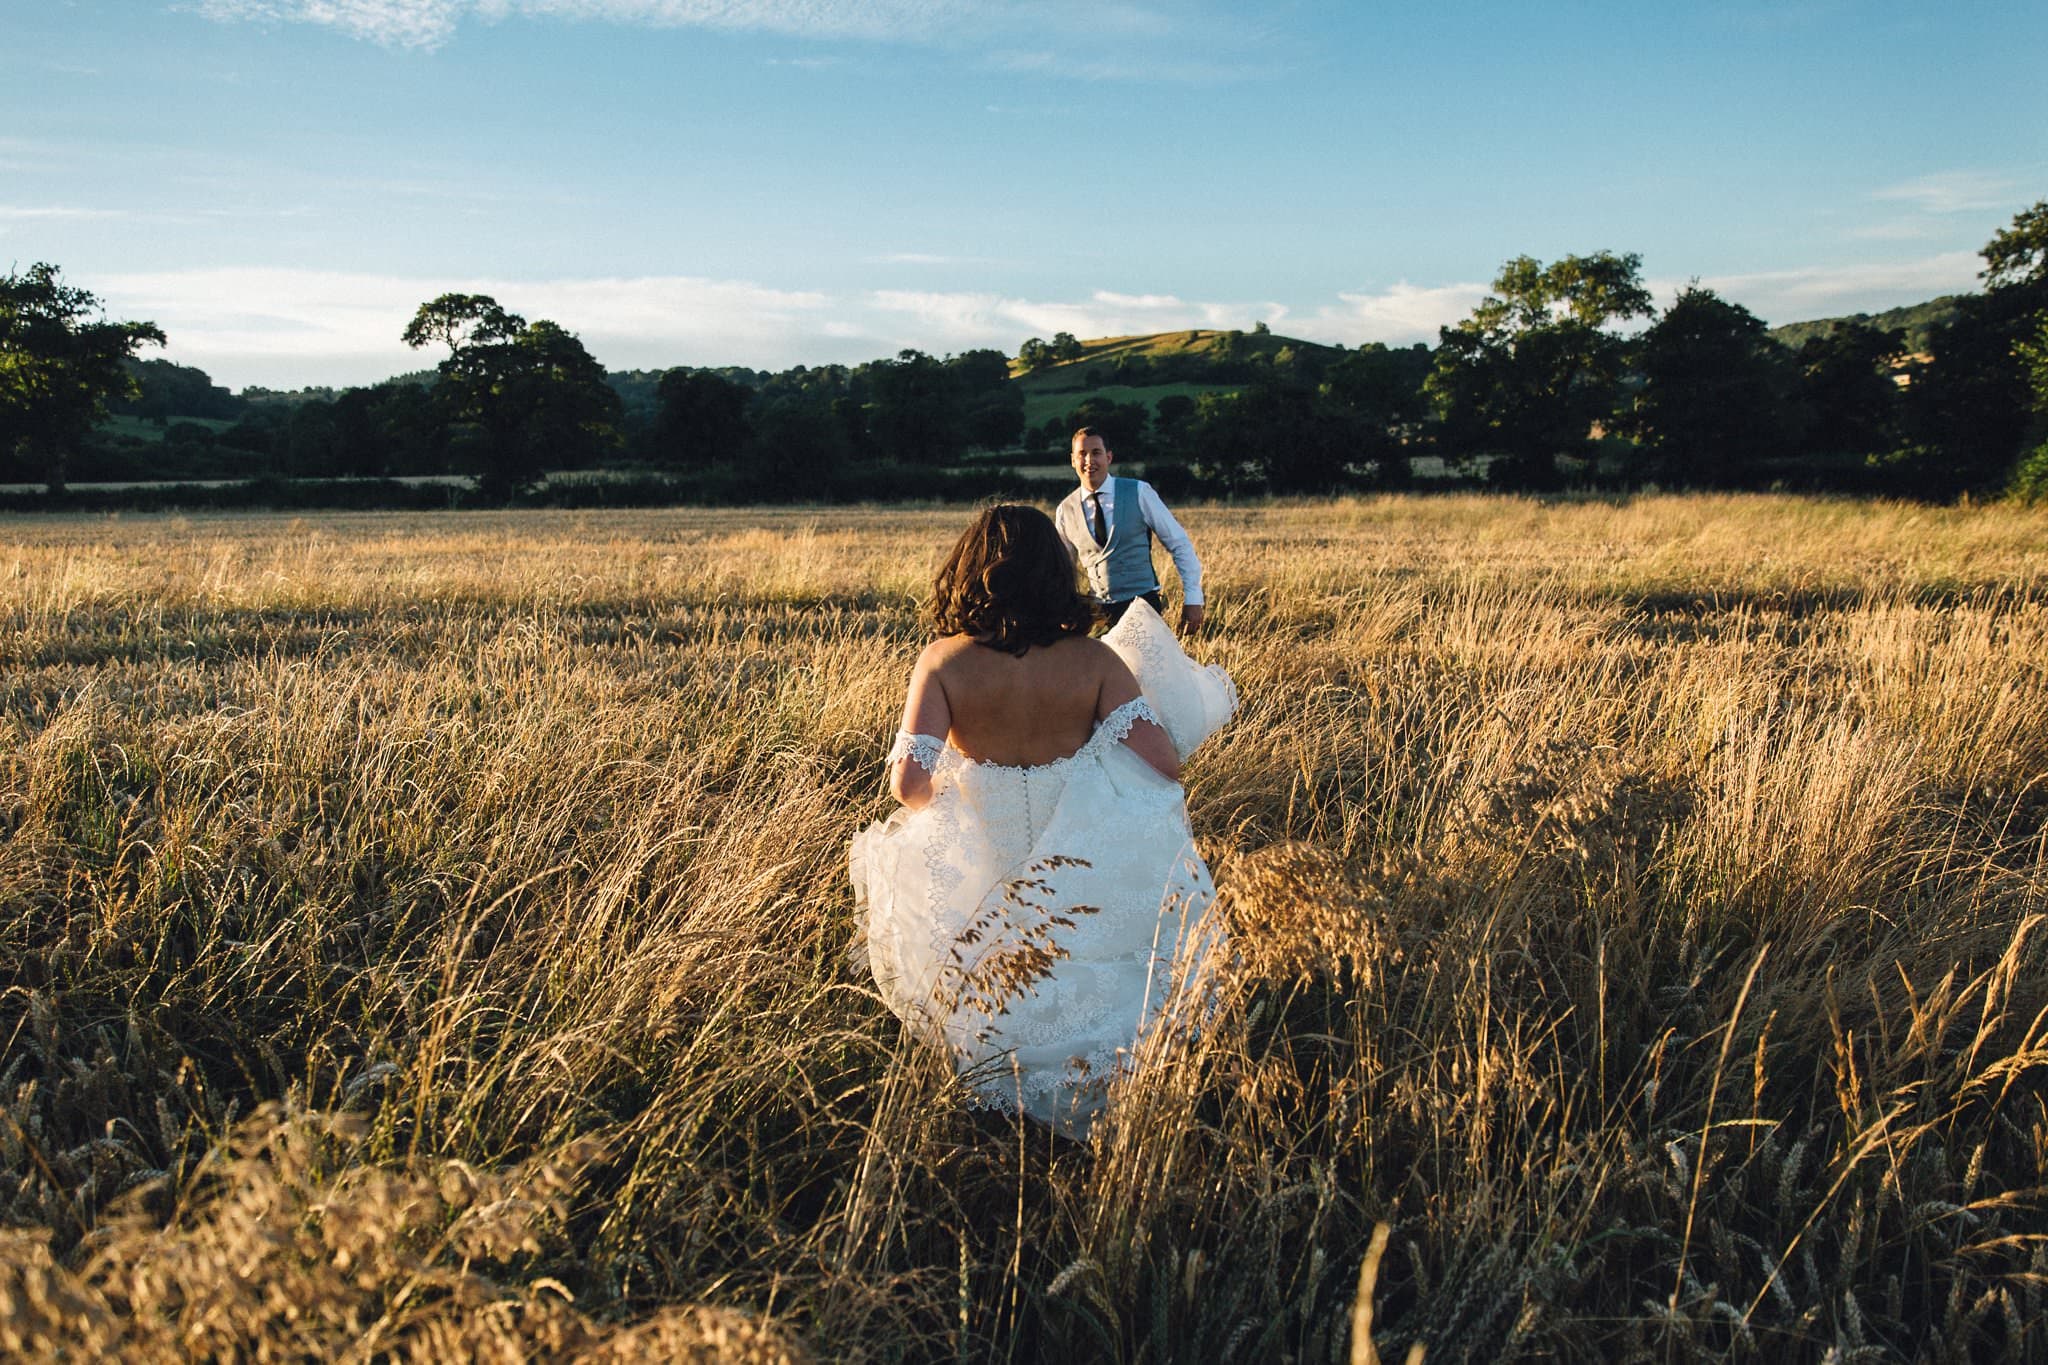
[2,495,2045,1360]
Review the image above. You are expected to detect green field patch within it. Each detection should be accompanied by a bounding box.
[99,414,238,443]
[1018,380,1238,430]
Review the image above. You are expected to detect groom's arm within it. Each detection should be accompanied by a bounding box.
[1137,483,1205,631]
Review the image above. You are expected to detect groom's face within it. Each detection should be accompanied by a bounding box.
[1071,435,1112,491]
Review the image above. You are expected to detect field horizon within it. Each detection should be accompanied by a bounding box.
[3,493,2045,1361]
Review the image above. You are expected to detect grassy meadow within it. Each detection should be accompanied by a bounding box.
[1016,381,1235,432]
[2,495,2046,1361]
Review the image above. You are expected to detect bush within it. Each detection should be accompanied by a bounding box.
[2007,442,2048,504]
[1142,459,1199,502]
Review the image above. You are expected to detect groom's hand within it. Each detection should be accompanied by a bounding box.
[1179,604,1206,635]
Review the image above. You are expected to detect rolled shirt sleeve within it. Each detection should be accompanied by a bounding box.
[1136,482,1203,606]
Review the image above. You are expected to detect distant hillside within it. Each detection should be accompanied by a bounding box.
[1000,327,1435,450]
[1010,327,1344,385]
[1767,295,1965,353]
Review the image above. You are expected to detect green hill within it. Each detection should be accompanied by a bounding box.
[1009,327,1342,383]
[1767,295,1965,354]
[1009,327,1350,429]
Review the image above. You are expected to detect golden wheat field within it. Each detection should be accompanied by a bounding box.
[2,494,2046,1362]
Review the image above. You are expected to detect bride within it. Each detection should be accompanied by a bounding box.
[850,504,1235,1138]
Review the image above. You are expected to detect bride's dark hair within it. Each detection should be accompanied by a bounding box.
[928,504,1096,655]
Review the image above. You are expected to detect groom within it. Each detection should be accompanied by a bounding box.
[1054,426,1206,634]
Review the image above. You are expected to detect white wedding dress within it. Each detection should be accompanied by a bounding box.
[849,601,1237,1137]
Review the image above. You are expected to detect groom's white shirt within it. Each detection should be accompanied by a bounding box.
[1055,477,1205,606]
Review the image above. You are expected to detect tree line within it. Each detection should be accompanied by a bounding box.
[1,286,1029,501]
[1055,204,2045,500]
[1411,204,2048,499]
[4,201,2044,503]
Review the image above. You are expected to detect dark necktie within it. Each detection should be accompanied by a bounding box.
[1086,492,1107,546]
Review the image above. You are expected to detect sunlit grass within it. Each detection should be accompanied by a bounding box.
[2,494,2045,1360]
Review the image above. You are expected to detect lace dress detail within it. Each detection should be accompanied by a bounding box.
[1091,696,1162,750]
[850,692,1224,1138]
[888,731,948,773]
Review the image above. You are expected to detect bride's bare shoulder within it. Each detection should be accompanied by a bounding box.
[915,634,978,666]
[1043,634,1138,686]
[1041,633,1113,664]
[1066,633,1126,664]
[919,633,1117,682]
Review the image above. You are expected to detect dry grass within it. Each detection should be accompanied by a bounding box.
[2,494,2045,1361]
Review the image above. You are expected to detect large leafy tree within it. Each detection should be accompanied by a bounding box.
[861,349,962,464]
[1319,340,1431,482]
[113,358,242,422]
[1997,208,2048,499]
[1187,379,1389,495]
[950,348,1024,452]
[402,294,619,499]
[749,396,854,485]
[2007,316,2048,501]
[0,263,166,493]
[653,368,753,469]
[1901,200,2048,495]
[1619,285,1795,487]
[1980,200,2048,291]
[1056,396,1153,463]
[1426,251,1652,488]
[327,382,437,479]
[1794,320,1906,463]
[401,292,524,358]
[1321,342,1432,434]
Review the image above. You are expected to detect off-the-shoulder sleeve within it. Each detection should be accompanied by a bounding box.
[887,731,948,773]
[1094,696,1163,747]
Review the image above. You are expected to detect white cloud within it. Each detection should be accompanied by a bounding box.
[188,0,469,48]
[984,46,1278,82]
[190,0,978,48]
[865,287,1269,347]
[86,267,835,387]
[1872,170,2021,215]
[83,252,1986,390]
[1287,281,1492,346]
[515,0,975,40]
[86,268,1302,387]
[1084,3,1172,38]
[185,0,1284,82]
[0,204,130,220]
[1669,251,1983,325]
[1288,257,1984,343]
[870,252,976,265]
[990,48,1055,70]
[1845,218,1939,242]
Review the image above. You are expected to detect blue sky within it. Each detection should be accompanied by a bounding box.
[4,0,2043,389]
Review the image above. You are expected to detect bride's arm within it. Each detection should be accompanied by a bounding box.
[1098,658,1180,781]
[889,646,953,810]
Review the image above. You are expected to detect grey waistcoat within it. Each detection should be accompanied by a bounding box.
[1076,477,1159,602]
